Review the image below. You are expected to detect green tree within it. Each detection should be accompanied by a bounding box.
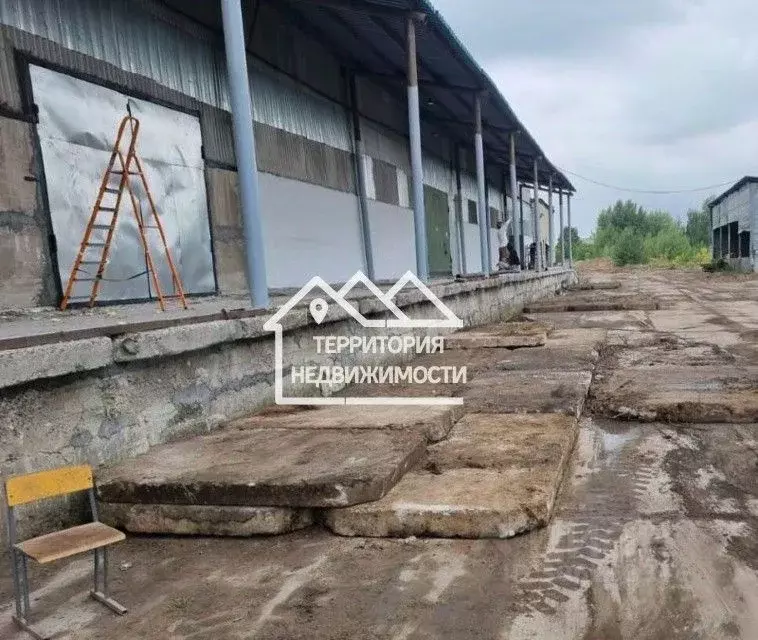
[685,197,712,247]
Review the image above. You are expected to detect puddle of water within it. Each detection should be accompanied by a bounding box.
[601,430,636,454]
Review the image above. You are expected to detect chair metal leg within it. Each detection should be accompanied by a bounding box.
[11,615,49,640]
[89,548,127,615]
[10,549,23,621]
[11,552,50,640]
[21,553,31,613]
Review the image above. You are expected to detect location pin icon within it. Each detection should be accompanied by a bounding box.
[310,298,329,324]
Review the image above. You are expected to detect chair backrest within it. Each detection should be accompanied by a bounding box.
[5,465,93,507]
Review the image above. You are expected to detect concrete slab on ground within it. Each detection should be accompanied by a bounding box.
[523,293,658,313]
[100,503,313,536]
[568,281,621,291]
[324,468,550,539]
[227,404,463,444]
[462,371,593,416]
[410,329,604,375]
[96,427,426,508]
[600,340,736,370]
[425,413,578,474]
[525,310,651,331]
[588,366,758,422]
[445,332,546,349]
[491,329,605,372]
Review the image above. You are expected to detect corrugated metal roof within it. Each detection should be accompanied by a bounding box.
[159,0,574,191]
[709,176,758,209]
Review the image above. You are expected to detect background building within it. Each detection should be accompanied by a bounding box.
[0,0,573,310]
[710,176,757,271]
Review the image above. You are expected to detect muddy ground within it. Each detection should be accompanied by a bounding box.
[4,264,758,639]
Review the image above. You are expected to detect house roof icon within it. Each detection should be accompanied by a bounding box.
[263,270,463,331]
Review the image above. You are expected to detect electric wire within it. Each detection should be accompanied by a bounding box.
[557,167,734,195]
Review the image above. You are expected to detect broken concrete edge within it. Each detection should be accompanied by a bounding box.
[322,502,543,540]
[99,502,314,536]
[0,269,577,389]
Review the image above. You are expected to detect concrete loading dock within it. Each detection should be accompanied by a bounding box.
[5,265,758,639]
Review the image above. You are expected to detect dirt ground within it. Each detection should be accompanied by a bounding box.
[5,264,758,639]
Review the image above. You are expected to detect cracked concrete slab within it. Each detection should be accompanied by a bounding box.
[96,427,426,508]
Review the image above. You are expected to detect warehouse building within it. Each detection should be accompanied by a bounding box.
[0,0,574,311]
[710,177,757,271]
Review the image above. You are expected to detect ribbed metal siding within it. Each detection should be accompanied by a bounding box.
[0,0,351,151]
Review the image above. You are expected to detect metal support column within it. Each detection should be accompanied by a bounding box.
[509,132,519,251]
[567,191,574,266]
[221,0,269,308]
[406,14,428,280]
[347,71,375,280]
[519,184,525,265]
[547,173,554,268]
[474,93,489,275]
[559,190,565,265]
[484,180,492,271]
[454,145,466,274]
[533,158,542,271]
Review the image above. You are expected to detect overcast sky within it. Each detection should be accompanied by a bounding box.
[432,0,758,236]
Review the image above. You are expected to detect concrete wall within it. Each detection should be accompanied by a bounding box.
[0,268,577,543]
[0,116,56,308]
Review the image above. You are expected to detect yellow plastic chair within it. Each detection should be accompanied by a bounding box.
[4,465,127,639]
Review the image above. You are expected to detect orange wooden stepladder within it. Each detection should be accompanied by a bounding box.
[59,112,188,311]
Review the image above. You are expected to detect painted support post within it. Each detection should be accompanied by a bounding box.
[454,145,466,274]
[567,191,574,266]
[406,15,428,280]
[484,180,492,271]
[519,184,526,264]
[221,0,269,308]
[474,93,489,275]
[547,173,554,268]
[509,132,519,261]
[533,158,542,271]
[559,190,565,265]
[347,71,375,280]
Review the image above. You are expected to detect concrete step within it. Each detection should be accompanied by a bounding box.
[324,414,578,539]
[96,426,426,510]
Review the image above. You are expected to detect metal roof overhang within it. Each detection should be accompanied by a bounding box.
[158,0,575,192]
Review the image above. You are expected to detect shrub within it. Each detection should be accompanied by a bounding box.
[611,228,646,266]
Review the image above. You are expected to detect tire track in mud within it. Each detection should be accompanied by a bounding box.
[510,426,659,617]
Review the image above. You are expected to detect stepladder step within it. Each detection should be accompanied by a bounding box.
[60,112,188,312]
